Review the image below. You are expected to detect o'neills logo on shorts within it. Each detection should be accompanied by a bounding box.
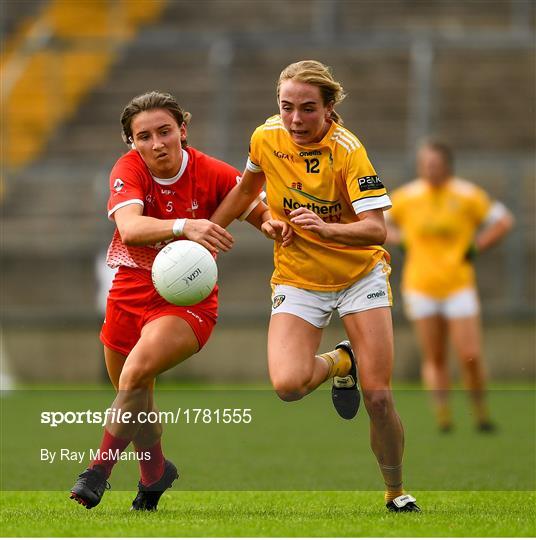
[272,295,286,309]
[367,290,386,299]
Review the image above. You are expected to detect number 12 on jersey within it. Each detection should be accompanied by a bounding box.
[305,158,320,174]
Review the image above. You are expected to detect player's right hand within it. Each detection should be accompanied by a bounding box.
[261,219,293,247]
[183,219,234,253]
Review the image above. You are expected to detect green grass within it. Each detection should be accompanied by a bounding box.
[1,490,534,537]
[2,387,534,491]
[1,384,535,536]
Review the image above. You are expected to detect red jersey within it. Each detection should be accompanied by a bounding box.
[105,146,240,318]
[106,146,241,270]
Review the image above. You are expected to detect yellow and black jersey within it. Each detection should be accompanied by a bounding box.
[247,115,391,291]
[389,177,493,298]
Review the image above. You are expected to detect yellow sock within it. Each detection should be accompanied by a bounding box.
[379,462,404,503]
[385,487,405,503]
[473,401,490,425]
[319,348,351,379]
[437,403,452,430]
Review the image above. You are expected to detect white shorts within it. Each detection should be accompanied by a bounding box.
[402,288,480,320]
[271,261,392,329]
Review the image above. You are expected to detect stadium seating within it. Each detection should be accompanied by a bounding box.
[2,0,166,168]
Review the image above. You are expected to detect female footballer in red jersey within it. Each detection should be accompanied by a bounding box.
[212,60,419,512]
[70,91,273,510]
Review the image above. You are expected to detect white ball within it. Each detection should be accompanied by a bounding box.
[152,240,218,306]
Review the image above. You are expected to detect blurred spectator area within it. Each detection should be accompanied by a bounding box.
[2,0,535,330]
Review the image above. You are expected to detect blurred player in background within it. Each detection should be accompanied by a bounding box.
[386,140,514,432]
[70,91,272,510]
[212,60,420,512]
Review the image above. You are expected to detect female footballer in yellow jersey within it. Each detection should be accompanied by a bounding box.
[386,141,514,432]
[212,60,419,512]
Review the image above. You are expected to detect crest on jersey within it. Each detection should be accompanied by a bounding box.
[113,178,124,192]
[272,294,286,309]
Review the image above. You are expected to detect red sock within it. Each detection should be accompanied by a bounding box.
[90,429,130,479]
[135,440,165,486]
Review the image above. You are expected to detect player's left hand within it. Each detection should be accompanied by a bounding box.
[183,219,234,253]
[289,207,330,238]
[261,219,293,247]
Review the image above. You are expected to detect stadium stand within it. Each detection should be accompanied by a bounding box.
[2,0,166,168]
[0,0,47,43]
[340,1,516,30]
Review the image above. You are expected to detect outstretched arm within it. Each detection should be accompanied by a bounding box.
[113,204,234,253]
[211,169,266,228]
[211,169,293,247]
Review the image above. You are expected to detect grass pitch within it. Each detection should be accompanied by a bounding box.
[1,384,534,536]
[1,490,534,537]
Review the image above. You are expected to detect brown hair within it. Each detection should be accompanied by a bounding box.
[419,138,454,171]
[277,60,346,124]
[120,91,191,148]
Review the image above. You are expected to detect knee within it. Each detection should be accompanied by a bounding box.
[119,363,155,391]
[424,354,446,368]
[272,377,308,402]
[363,389,393,421]
[459,350,481,366]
